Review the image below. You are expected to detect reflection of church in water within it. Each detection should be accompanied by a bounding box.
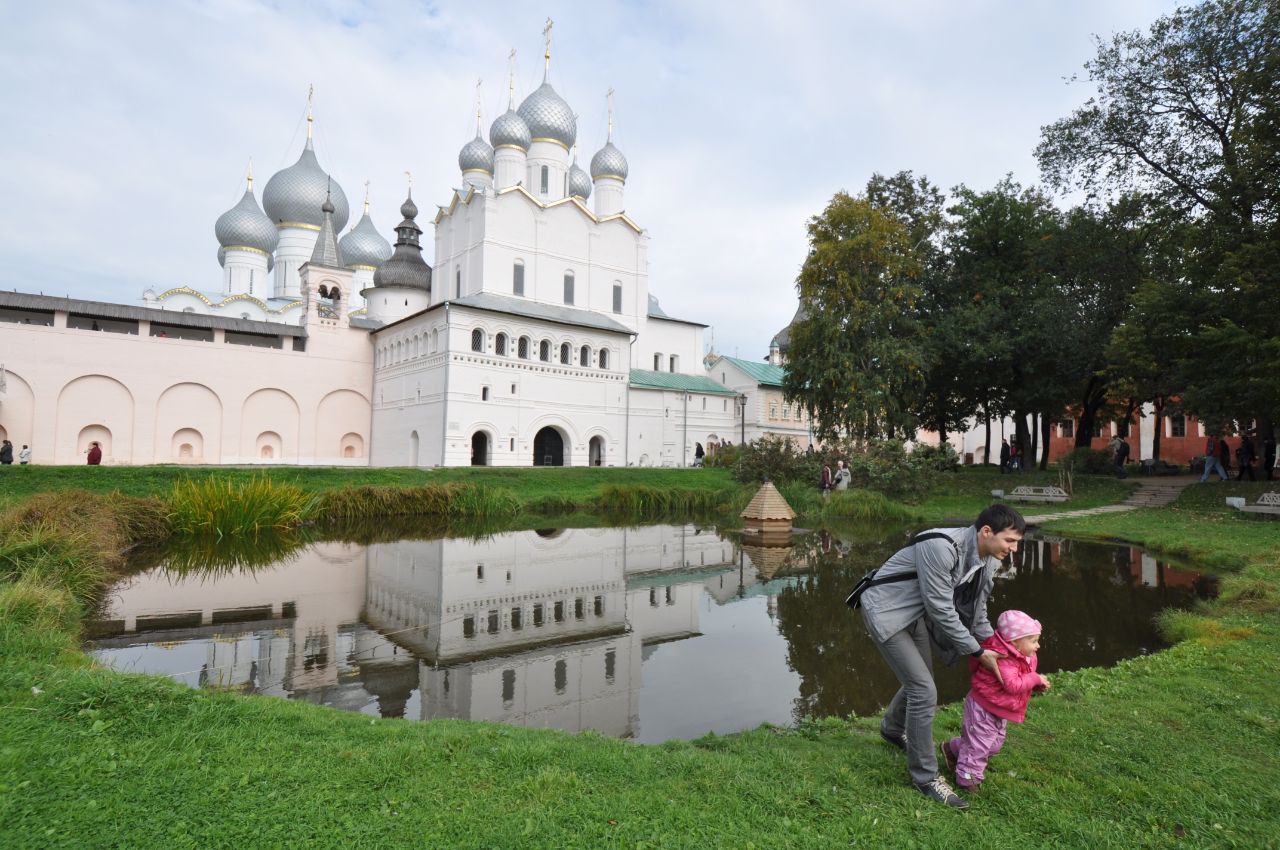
[87,526,740,737]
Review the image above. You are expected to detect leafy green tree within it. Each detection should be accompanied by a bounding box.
[784,193,924,442]
[1038,0,1280,439]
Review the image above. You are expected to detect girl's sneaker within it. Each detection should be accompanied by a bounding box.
[939,741,959,773]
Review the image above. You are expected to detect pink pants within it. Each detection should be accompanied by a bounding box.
[947,693,1007,787]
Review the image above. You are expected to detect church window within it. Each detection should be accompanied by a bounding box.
[455,268,461,299]
[563,272,574,305]
[723,399,727,411]
[580,345,590,366]
[653,353,661,371]
[770,403,778,419]
[540,165,549,195]
[495,333,508,356]
[1060,420,1074,438]
[539,339,551,362]
[598,349,609,369]
[612,283,622,313]
[669,355,679,372]
[471,328,484,352]
[1169,414,1186,437]
[518,336,530,359]
[481,386,490,401]
[510,437,515,451]
[513,261,525,296]
[702,397,707,410]
[559,342,570,364]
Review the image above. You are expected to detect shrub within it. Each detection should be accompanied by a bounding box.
[840,439,933,502]
[731,435,821,486]
[1059,447,1113,475]
[910,441,961,473]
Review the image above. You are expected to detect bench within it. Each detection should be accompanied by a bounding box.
[1227,492,1280,515]
[990,485,1069,504]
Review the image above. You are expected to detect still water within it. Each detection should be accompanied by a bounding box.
[85,524,1215,743]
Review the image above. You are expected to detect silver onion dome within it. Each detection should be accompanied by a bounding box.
[458,133,495,173]
[339,211,393,269]
[489,108,531,150]
[215,187,279,255]
[263,140,350,230]
[590,141,629,182]
[568,160,592,199]
[517,82,576,148]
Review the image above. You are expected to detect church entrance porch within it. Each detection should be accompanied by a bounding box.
[589,435,604,466]
[471,432,489,466]
[533,427,565,466]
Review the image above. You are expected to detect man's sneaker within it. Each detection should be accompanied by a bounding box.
[914,776,969,810]
[879,728,908,751]
[939,740,959,773]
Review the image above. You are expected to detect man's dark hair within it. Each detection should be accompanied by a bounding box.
[975,504,1026,535]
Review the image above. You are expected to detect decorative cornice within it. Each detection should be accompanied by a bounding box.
[529,136,569,151]
[494,143,528,152]
[593,174,626,184]
[276,221,322,232]
[222,245,271,257]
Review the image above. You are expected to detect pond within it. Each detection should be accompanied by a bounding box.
[85,524,1216,743]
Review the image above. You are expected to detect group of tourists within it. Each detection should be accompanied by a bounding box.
[849,503,1043,810]
[997,438,1026,473]
[0,440,31,465]
[1201,433,1277,482]
[818,457,852,495]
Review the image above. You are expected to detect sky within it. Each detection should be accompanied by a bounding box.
[0,0,1178,362]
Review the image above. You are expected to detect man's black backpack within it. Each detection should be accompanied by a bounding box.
[844,532,961,610]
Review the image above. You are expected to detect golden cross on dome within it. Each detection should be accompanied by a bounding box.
[475,77,484,133]
[246,158,254,191]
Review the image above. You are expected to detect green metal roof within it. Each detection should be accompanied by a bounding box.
[716,355,787,388]
[629,368,739,396]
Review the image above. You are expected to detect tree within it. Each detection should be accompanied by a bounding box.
[1038,0,1280,437]
[784,192,924,442]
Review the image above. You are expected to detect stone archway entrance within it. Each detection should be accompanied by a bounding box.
[533,427,564,467]
[471,431,489,466]
[588,436,604,467]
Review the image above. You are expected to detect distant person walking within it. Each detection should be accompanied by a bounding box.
[1200,436,1228,482]
[820,460,833,498]
[999,438,1011,474]
[1265,433,1277,482]
[694,442,705,467]
[1219,438,1231,475]
[833,459,851,491]
[0,440,12,465]
[1236,435,1257,482]
[18,444,31,465]
[86,441,103,465]
[1112,436,1130,478]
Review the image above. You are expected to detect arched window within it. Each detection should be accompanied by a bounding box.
[539,339,550,362]
[598,348,609,369]
[612,283,622,313]
[518,336,530,359]
[495,333,508,356]
[669,355,679,372]
[540,165,549,195]
[653,353,661,371]
[431,329,439,353]
[580,345,590,366]
[559,342,570,364]
[329,285,341,303]
[512,260,525,296]
[471,328,484,352]
[563,271,574,305]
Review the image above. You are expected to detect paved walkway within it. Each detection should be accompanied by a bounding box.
[1024,476,1197,524]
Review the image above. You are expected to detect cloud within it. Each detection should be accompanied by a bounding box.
[0,0,1176,361]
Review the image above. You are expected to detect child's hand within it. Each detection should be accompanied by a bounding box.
[1035,675,1051,692]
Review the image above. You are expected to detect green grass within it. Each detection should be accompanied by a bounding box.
[911,466,1137,523]
[4,467,1280,846]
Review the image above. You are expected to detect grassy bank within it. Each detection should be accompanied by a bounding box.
[3,471,1279,847]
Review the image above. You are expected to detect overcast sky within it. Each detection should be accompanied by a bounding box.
[0,0,1177,361]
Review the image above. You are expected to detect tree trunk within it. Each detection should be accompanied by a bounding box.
[983,409,992,467]
[1074,375,1106,449]
[1014,411,1031,464]
[1030,412,1039,460]
[1151,397,1164,462]
[1040,414,1052,470]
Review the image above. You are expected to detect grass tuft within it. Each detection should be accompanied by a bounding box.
[168,476,316,538]
[598,485,737,519]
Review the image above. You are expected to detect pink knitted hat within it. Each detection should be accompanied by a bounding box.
[997,610,1042,642]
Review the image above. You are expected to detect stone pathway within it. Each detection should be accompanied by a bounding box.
[1023,476,1197,525]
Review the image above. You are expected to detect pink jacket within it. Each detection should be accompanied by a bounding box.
[968,632,1046,723]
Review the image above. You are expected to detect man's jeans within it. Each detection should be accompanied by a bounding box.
[866,615,939,785]
[1201,456,1227,482]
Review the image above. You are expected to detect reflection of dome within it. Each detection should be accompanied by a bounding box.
[489,109,531,150]
[458,133,495,173]
[215,187,279,255]
[263,140,350,230]
[590,141,629,182]
[338,212,392,270]
[568,160,592,199]
[517,82,576,148]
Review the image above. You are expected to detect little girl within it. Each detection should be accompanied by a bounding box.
[941,609,1050,790]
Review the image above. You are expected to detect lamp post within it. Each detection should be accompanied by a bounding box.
[737,393,748,445]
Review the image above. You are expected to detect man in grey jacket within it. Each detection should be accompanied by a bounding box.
[860,504,1025,809]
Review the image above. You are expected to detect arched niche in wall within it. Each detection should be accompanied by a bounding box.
[316,389,370,463]
[78,424,113,460]
[256,431,282,461]
[340,432,364,459]
[171,428,203,462]
[241,388,300,463]
[0,369,35,453]
[155,382,222,463]
[56,375,134,464]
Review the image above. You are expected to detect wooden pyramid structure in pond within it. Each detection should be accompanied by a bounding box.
[740,481,796,535]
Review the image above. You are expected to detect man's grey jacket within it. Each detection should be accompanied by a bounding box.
[860,525,998,663]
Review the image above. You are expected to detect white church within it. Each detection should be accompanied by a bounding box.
[0,31,743,468]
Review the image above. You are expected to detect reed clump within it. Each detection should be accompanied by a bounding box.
[314,482,519,522]
[598,485,735,519]
[824,489,919,522]
[168,476,316,538]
